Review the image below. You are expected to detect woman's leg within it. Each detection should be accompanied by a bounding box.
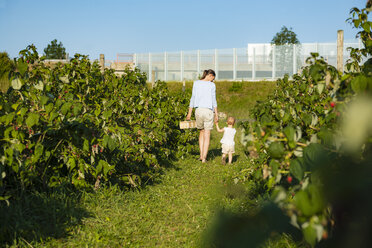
[199,129,205,160]
[202,129,210,162]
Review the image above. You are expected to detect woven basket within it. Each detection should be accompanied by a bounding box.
[179,120,197,129]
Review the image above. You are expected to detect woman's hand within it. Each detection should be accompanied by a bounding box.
[186,107,193,121]
[214,114,218,123]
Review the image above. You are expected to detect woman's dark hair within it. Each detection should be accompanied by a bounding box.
[200,69,216,80]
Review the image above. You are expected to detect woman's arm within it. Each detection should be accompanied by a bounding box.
[214,107,218,123]
[212,84,218,123]
[186,82,196,120]
[186,107,193,120]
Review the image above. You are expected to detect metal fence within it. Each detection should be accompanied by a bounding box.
[133,42,361,81]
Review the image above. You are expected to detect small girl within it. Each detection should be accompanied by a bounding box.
[216,116,236,164]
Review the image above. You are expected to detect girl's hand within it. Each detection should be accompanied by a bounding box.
[214,115,218,123]
[186,114,191,121]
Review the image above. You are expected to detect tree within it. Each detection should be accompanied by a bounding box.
[43,39,67,59]
[0,52,14,78]
[0,52,14,91]
[270,26,301,77]
[367,0,372,9]
[271,26,300,45]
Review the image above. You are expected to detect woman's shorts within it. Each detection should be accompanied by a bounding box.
[222,144,235,154]
[195,108,214,130]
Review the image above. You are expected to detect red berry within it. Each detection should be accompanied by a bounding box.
[65,91,68,93]
[330,102,336,108]
[58,96,61,99]
[287,176,293,184]
[100,148,103,153]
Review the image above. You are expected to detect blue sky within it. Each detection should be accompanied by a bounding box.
[0,0,368,60]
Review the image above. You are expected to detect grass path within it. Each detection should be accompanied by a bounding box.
[41,129,252,247]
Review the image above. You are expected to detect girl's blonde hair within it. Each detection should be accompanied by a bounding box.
[227,116,235,125]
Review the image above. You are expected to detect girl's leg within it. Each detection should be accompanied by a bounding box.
[222,154,226,165]
[228,152,233,164]
[199,129,204,160]
[202,129,210,163]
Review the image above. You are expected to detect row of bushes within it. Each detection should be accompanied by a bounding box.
[209,7,372,247]
[0,45,198,201]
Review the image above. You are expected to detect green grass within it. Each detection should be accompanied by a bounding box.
[3,130,255,247]
[1,80,305,247]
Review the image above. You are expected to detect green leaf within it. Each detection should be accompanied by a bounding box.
[97,160,104,174]
[303,143,324,170]
[5,112,15,125]
[303,223,317,247]
[83,139,90,152]
[60,102,72,115]
[316,83,325,94]
[283,125,295,142]
[103,135,117,151]
[290,159,304,181]
[103,161,111,175]
[26,113,39,128]
[49,111,59,121]
[282,112,290,124]
[269,159,280,176]
[103,110,113,119]
[362,22,371,32]
[351,75,368,93]
[17,60,28,76]
[268,142,285,159]
[261,114,272,126]
[294,185,325,217]
[11,104,19,111]
[41,95,49,105]
[34,143,44,159]
[73,103,82,116]
[353,19,361,28]
[302,113,312,126]
[309,64,323,82]
[317,129,333,146]
[18,107,28,118]
[45,103,54,113]
[67,157,76,170]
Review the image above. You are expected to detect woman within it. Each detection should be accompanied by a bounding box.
[186,69,218,163]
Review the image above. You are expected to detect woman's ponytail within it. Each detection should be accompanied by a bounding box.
[200,70,208,80]
[200,69,216,80]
